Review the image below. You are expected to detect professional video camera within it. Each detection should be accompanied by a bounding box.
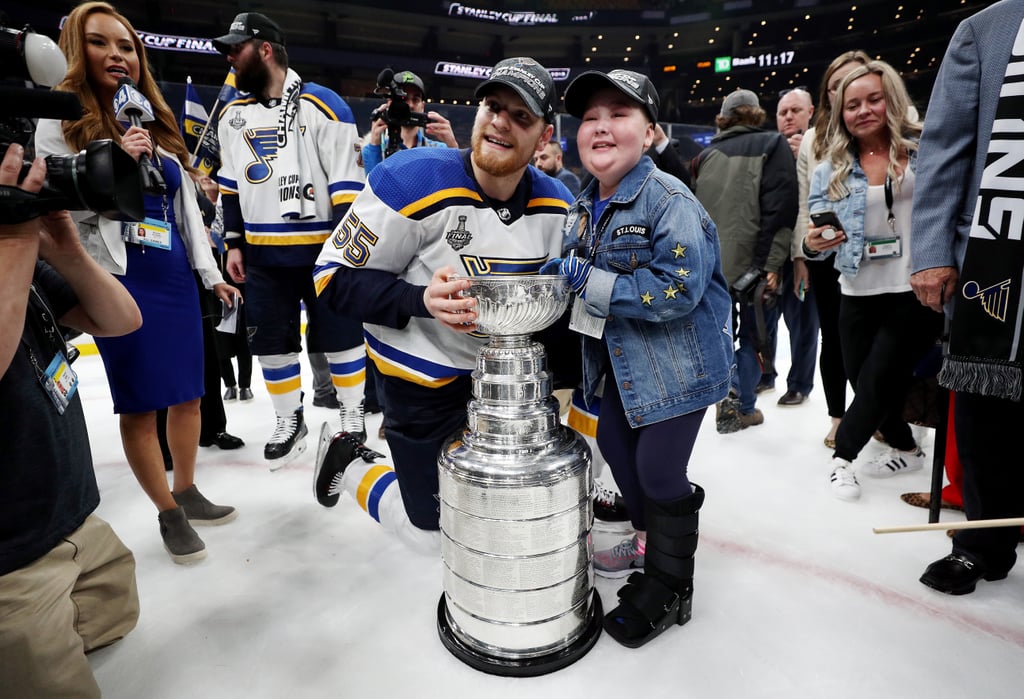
[0,19,143,224]
[371,68,430,158]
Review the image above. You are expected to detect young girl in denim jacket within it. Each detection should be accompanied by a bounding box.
[542,70,733,648]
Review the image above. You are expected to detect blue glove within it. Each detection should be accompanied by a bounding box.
[539,257,563,276]
[548,256,593,297]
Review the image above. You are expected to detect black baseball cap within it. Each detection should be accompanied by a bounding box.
[475,57,557,123]
[213,13,286,53]
[394,71,425,95]
[564,69,660,123]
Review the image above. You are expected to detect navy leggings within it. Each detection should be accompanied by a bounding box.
[596,377,706,531]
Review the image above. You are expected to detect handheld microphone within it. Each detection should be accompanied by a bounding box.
[113,77,165,194]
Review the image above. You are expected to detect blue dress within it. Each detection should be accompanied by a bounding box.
[95,157,204,413]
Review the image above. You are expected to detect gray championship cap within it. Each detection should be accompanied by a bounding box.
[720,89,759,117]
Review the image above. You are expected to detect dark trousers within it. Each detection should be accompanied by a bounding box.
[952,391,1024,573]
[833,292,943,461]
[808,259,847,418]
[596,376,706,532]
[774,258,819,395]
[376,373,471,530]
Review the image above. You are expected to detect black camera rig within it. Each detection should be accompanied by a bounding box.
[0,19,142,223]
[372,68,430,158]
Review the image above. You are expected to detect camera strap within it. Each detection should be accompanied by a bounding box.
[21,283,79,415]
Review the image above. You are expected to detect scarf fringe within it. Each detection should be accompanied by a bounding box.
[939,356,1022,402]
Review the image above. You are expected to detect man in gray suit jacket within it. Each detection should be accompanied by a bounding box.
[910,0,1024,596]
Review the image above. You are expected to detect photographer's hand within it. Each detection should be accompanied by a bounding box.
[368,107,389,146]
[425,112,459,148]
[0,144,46,374]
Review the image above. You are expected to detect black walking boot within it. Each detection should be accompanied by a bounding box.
[603,484,704,648]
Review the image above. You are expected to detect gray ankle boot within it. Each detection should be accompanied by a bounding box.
[172,485,238,526]
[158,506,207,564]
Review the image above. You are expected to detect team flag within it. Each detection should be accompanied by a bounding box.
[180,69,241,175]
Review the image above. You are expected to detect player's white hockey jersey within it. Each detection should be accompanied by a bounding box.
[315,148,572,386]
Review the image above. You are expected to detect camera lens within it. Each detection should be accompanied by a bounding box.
[43,139,144,221]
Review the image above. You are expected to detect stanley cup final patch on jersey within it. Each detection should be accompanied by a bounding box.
[446,216,473,251]
[611,224,650,239]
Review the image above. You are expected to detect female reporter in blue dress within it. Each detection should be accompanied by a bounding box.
[35,1,238,564]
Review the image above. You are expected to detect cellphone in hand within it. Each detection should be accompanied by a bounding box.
[810,210,845,240]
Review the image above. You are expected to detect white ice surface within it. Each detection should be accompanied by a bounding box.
[72,337,1024,699]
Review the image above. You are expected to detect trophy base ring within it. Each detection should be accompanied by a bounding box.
[436,590,602,677]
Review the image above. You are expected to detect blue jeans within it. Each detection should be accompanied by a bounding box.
[732,301,779,414]
[760,259,819,395]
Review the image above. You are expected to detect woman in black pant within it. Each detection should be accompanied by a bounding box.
[804,60,942,501]
[795,51,871,449]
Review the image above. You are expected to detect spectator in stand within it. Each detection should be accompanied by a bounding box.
[804,60,942,502]
[796,50,871,448]
[910,0,1024,595]
[534,139,581,196]
[761,87,820,407]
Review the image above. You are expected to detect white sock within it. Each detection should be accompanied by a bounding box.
[259,353,302,417]
[341,457,440,555]
[325,347,365,409]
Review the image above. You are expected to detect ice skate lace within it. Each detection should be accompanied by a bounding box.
[594,482,618,507]
[341,403,365,433]
[269,415,299,444]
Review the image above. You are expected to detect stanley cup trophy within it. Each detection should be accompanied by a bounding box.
[436,275,603,677]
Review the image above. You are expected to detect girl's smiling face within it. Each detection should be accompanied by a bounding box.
[577,87,654,198]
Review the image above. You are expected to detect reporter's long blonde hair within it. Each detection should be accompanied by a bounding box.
[54,1,193,172]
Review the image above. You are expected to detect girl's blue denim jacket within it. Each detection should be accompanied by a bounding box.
[808,149,918,277]
[568,156,734,427]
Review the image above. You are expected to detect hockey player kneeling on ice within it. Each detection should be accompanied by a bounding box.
[311,58,572,553]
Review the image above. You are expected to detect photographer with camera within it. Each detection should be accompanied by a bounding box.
[35,2,238,564]
[362,69,458,174]
[692,89,797,432]
[0,142,141,698]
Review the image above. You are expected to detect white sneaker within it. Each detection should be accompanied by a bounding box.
[829,458,861,501]
[864,447,926,478]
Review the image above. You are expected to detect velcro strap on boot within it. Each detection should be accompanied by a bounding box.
[618,574,681,629]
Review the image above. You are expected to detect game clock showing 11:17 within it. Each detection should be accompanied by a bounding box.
[758,51,795,67]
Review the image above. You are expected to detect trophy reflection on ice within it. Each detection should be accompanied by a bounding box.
[436,274,602,676]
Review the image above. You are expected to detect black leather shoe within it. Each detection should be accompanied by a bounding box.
[199,432,245,450]
[777,390,806,406]
[919,554,1008,595]
[312,394,340,409]
[238,387,254,401]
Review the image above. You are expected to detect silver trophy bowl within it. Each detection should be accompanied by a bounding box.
[456,275,570,337]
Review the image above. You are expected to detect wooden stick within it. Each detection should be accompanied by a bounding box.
[873,517,1024,534]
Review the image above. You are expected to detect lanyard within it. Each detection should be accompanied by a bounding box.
[884,175,896,234]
